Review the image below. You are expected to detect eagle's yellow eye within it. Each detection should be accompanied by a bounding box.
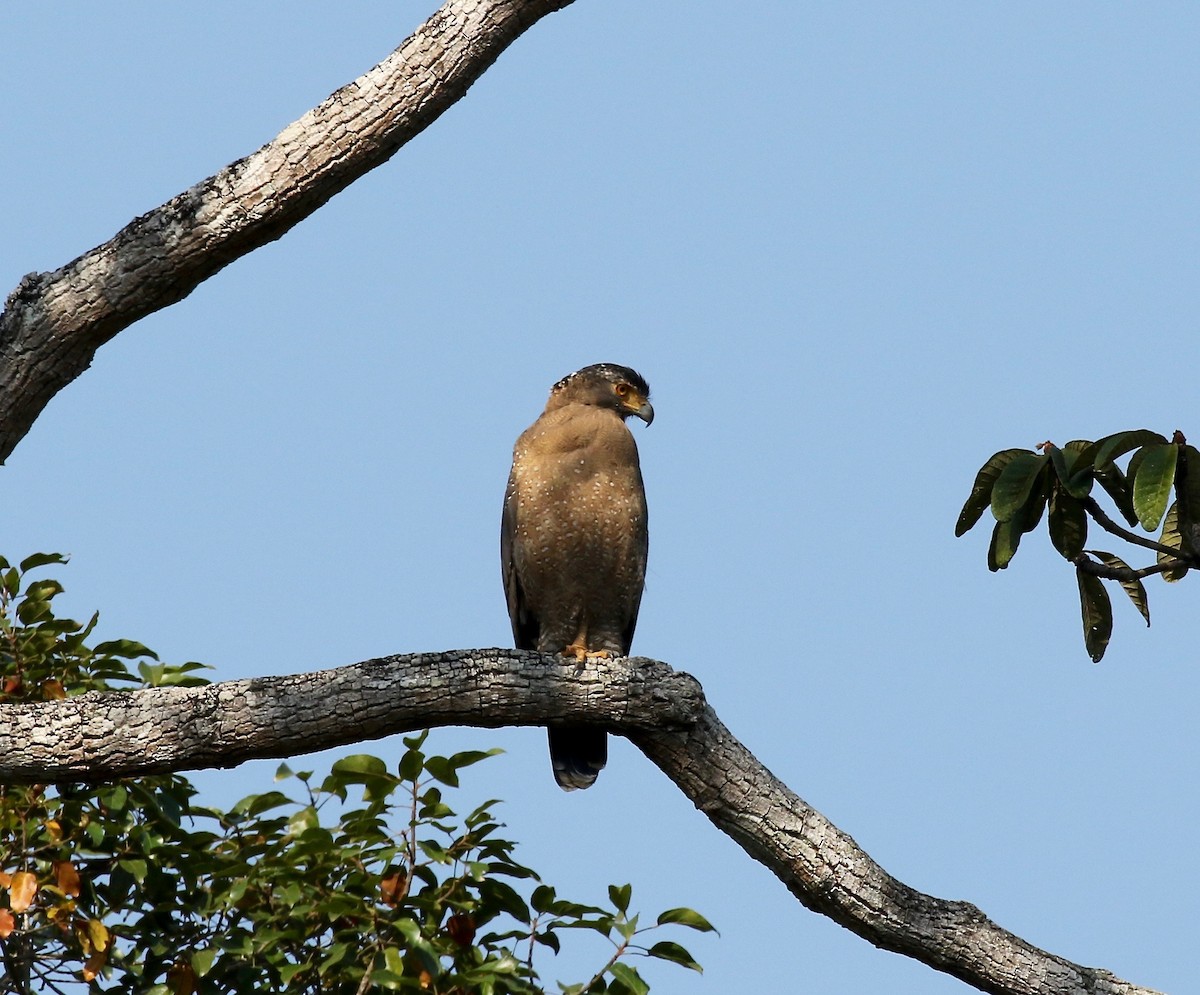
[614,383,630,397]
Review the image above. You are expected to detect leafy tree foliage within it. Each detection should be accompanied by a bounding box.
[957,429,1200,660]
[0,555,713,994]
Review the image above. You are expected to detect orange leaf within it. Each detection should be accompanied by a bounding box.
[0,871,11,888]
[0,909,14,939]
[82,949,108,982]
[55,860,82,898]
[166,962,198,995]
[41,678,66,700]
[45,819,63,842]
[9,871,37,913]
[446,912,477,947]
[380,868,409,907]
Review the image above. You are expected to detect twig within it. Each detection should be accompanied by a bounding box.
[1082,497,1190,560]
[1073,555,1187,581]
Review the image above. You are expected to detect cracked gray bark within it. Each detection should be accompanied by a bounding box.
[0,651,1162,995]
[0,652,698,782]
[0,0,574,464]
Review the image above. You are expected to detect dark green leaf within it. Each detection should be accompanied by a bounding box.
[1020,468,1050,534]
[646,940,703,972]
[417,839,450,863]
[15,597,52,624]
[1045,444,1091,499]
[1089,429,1168,472]
[287,805,319,835]
[656,907,717,933]
[955,449,1032,536]
[531,884,556,914]
[478,879,531,924]
[988,518,1021,571]
[987,462,1052,571]
[21,578,63,602]
[1086,551,1150,626]
[398,749,425,782]
[608,883,632,915]
[447,748,503,770]
[559,915,617,936]
[1094,463,1139,527]
[1175,445,1200,556]
[1131,444,1177,531]
[332,754,389,779]
[278,960,310,985]
[190,947,217,977]
[332,753,398,798]
[231,790,293,817]
[1076,568,1113,663]
[607,963,649,995]
[95,638,159,660]
[100,784,129,810]
[989,453,1047,523]
[401,730,430,750]
[543,897,607,919]
[424,756,459,787]
[117,857,148,883]
[19,552,67,573]
[319,942,351,976]
[1048,485,1087,560]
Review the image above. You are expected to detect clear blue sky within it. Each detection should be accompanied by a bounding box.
[3,3,1197,992]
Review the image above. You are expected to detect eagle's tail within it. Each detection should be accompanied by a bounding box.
[548,727,607,790]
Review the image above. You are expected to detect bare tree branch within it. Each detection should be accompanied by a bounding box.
[0,651,1162,995]
[0,651,698,782]
[632,710,1159,995]
[0,0,574,464]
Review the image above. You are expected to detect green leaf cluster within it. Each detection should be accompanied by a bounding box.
[956,431,1200,661]
[0,556,712,994]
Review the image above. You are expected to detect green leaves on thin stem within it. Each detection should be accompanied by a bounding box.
[1,556,712,995]
[957,430,1196,662]
[552,888,715,995]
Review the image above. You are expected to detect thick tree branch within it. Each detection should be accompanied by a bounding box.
[0,0,574,464]
[0,651,698,782]
[632,712,1158,995]
[0,651,1161,995]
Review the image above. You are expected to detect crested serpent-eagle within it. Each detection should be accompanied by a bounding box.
[501,364,653,789]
